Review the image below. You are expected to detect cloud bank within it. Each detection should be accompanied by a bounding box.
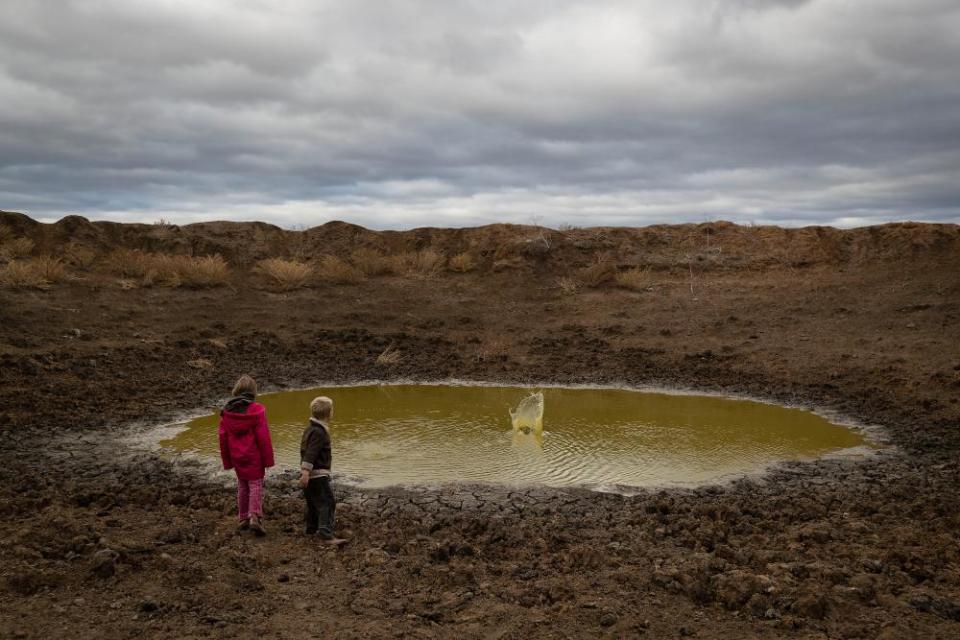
[1,0,958,228]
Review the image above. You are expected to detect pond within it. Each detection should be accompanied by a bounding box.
[162,384,872,490]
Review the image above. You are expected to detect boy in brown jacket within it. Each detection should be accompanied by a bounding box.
[298,396,346,545]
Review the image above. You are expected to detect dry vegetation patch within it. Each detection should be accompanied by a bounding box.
[317,255,366,285]
[447,252,477,273]
[400,249,445,276]
[0,237,35,262]
[375,344,403,365]
[0,256,67,289]
[577,260,617,288]
[556,276,581,295]
[62,244,97,270]
[105,250,230,288]
[615,266,652,291]
[253,258,314,291]
[351,248,398,276]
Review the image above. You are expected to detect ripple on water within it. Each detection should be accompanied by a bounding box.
[161,384,874,489]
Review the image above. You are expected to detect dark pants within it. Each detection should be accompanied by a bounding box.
[304,476,336,539]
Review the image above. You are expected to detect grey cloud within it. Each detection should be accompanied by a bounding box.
[1,0,959,229]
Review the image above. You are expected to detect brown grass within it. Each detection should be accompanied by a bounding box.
[615,266,652,291]
[398,249,445,276]
[0,237,35,262]
[253,258,314,291]
[351,248,398,276]
[577,260,617,288]
[173,255,231,288]
[106,250,230,288]
[447,252,476,273]
[375,344,403,365]
[63,244,97,270]
[317,255,365,285]
[473,338,511,363]
[556,276,581,295]
[0,257,67,289]
[105,249,151,278]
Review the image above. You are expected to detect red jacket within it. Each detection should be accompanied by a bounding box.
[218,401,275,480]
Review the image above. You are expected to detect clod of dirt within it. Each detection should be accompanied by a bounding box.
[90,548,119,579]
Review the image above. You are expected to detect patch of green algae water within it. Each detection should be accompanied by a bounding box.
[162,385,870,489]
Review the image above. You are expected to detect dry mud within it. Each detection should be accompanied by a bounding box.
[1,213,959,639]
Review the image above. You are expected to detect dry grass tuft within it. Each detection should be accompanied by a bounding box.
[577,260,617,288]
[615,266,651,291]
[317,255,366,285]
[447,252,477,273]
[174,255,231,288]
[473,338,510,363]
[0,257,67,289]
[398,249,445,276]
[556,276,581,295]
[375,344,403,365]
[253,258,314,291]
[63,244,97,270]
[0,237,35,262]
[105,249,151,278]
[351,248,398,276]
[106,250,230,288]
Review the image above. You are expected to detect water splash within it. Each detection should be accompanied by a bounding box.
[510,391,544,434]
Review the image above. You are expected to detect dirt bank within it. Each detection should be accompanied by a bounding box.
[1,213,959,639]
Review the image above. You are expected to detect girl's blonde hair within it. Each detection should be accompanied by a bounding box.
[232,375,258,398]
[310,396,333,421]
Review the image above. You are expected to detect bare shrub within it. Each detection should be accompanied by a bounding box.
[63,244,97,270]
[351,248,398,276]
[615,266,651,291]
[0,237,35,262]
[253,258,314,291]
[577,260,617,288]
[448,252,476,273]
[0,257,67,289]
[317,255,365,285]
[375,344,402,365]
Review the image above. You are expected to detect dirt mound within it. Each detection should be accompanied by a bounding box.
[3,211,958,274]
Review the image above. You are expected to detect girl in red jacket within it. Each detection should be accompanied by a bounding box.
[218,375,275,535]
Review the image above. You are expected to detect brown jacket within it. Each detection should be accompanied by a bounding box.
[300,418,331,478]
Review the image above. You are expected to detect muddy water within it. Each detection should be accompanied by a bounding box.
[162,384,871,489]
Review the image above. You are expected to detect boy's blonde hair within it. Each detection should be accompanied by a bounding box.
[232,375,258,398]
[310,396,333,421]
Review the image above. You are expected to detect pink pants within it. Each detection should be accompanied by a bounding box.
[236,478,264,521]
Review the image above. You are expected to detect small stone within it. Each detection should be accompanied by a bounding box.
[600,612,618,627]
[277,573,290,583]
[90,548,119,579]
[138,599,159,613]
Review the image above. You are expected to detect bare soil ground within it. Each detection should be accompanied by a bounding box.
[1,212,959,639]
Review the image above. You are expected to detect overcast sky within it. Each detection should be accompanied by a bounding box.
[1,0,958,229]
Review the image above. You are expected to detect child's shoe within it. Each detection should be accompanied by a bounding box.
[238,518,250,531]
[320,537,348,546]
[250,516,266,537]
